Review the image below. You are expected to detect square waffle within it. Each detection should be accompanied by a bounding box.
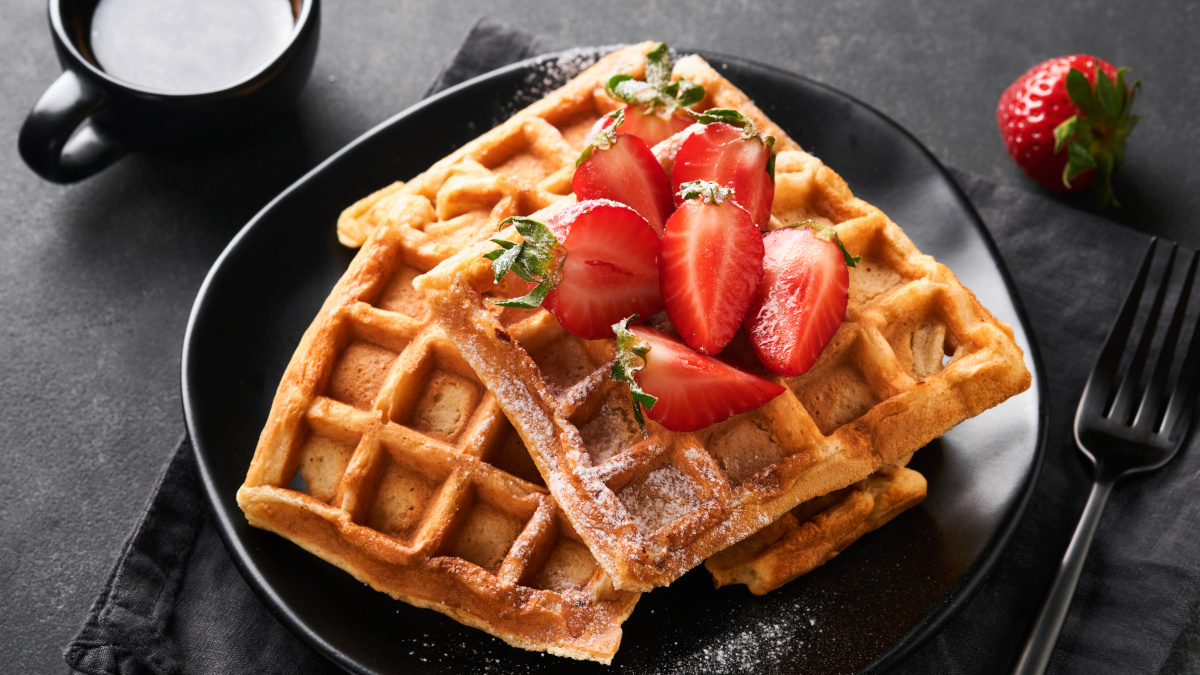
[239,41,1028,661]
[238,45,659,662]
[412,52,1031,592]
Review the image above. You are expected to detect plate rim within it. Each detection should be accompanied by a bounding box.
[181,46,1049,675]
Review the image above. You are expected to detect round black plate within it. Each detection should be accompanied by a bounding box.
[183,49,1046,675]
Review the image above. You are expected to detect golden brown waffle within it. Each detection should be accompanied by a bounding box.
[236,44,671,663]
[413,55,1031,593]
[706,464,927,595]
[240,41,1028,660]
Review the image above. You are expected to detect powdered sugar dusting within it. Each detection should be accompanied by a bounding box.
[493,47,612,122]
[617,465,699,534]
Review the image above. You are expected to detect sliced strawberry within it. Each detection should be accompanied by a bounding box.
[583,106,693,149]
[671,110,775,229]
[659,181,763,354]
[618,106,693,147]
[744,223,860,377]
[485,200,662,340]
[611,319,785,433]
[574,115,673,236]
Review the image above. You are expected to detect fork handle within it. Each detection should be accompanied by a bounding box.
[1012,477,1115,675]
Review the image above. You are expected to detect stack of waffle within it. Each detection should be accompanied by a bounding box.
[238,42,1029,663]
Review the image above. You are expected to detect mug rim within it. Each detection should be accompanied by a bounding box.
[49,0,316,99]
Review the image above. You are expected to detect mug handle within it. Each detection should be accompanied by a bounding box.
[19,69,126,183]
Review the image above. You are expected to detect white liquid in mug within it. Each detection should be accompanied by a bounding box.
[89,0,295,92]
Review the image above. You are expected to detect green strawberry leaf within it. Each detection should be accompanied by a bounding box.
[1053,115,1079,153]
[576,109,624,167]
[677,179,732,204]
[788,221,861,267]
[604,44,705,116]
[765,135,776,183]
[611,316,656,437]
[1049,63,1140,208]
[1063,140,1097,186]
[606,74,654,105]
[672,80,706,108]
[1095,68,1121,119]
[645,43,670,89]
[688,108,759,134]
[483,217,567,309]
[1065,69,1100,118]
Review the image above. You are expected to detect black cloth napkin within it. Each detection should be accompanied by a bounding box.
[64,17,1200,675]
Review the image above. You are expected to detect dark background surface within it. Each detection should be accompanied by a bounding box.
[2,1,1197,673]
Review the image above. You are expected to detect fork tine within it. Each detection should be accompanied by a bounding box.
[1134,248,1199,430]
[1081,238,1158,409]
[1109,243,1178,423]
[1159,261,1200,443]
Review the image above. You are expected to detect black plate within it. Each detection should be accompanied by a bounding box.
[182,49,1047,675]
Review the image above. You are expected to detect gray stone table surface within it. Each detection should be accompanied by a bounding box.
[2,1,1197,673]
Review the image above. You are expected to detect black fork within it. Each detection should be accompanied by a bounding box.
[1013,238,1200,675]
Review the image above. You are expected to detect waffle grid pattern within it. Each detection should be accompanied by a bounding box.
[413,57,1030,592]
[705,464,928,595]
[239,42,1028,660]
[238,45,672,662]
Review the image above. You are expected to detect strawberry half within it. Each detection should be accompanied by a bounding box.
[660,181,764,355]
[744,222,860,377]
[612,318,786,434]
[485,200,663,339]
[671,109,775,228]
[615,106,694,147]
[601,42,706,147]
[574,110,674,236]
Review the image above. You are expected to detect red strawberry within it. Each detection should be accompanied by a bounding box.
[584,106,693,149]
[485,200,662,339]
[601,42,705,147]
[619,106,693,147]
[574,111,674,236]
[671,109,775,228]
[611,319,786,433]
[744,223,860,377]
[996,55,1139,207]
[660,181,764,354]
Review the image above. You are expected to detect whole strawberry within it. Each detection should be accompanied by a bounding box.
[996,55,1139,206]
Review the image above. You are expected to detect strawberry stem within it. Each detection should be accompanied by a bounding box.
[611,316,656,437]
[687,108,776,182]
[677,179,732,204]
[605,43,705,116]
[785,221,861,267]
[576,109,624,167]
[1053,64,1140,207]
[483,217,567,308]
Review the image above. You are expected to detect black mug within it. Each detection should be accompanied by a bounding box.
[19,0,320,183]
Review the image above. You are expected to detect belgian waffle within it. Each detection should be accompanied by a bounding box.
[238,44,661,663]
[413,55,1030,592]
[239,41,1029,660]
[706,464,927,595]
